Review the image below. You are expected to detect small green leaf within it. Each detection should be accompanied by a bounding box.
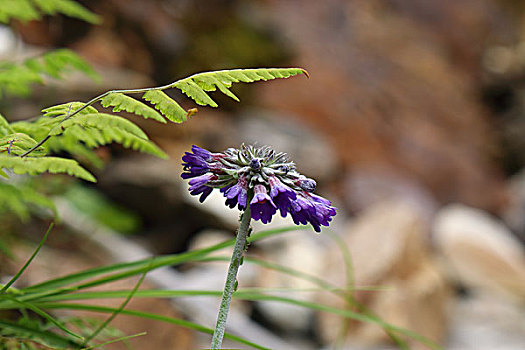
[0,155,96,182]
[101,92,166,123]
[142,90,188,123]
[0,113,14,136]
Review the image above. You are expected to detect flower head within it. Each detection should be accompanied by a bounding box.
[181,144,336,231]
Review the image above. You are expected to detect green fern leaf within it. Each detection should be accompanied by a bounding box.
[0,182,32,220]
[0,155,96,182]
[0,181,57,220]
[0,50,99,96]
[11,120,50,141]
[0,133,47,156]
[47,135,104,168]
[0,0,100,24]
[32,0,101,24]
[0,62,42,96]
[101,92,166,123]
[105,128,167,158]
[174,79,218,107]
[0,0,40,23]
[142,90,188,123]
[50,114,167,158]
[0,113,14,136]
[42,101,99,118]
[47,138,104,168]
[60,113,148,139]
[172,68,307,107]
[38,49,99,81]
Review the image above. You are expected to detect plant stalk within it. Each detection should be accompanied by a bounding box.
[210,204,252,349]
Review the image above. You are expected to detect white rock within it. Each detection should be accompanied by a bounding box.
[433,204,525,302]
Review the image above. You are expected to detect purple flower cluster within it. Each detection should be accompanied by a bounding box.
[181,144,336,232]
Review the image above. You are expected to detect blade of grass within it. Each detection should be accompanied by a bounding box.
[0,319,80,349]
[22,226,302,293]
[1,222,54,293]
[81,331,147,350]
[28,287,389,304]
[81,258,152,347]
[35,290,441,350]
[21,226,303,294]
[37,302,271,350]
[325,231,408,349]
[325,230,355,348]
[2,293,84,340]
[235,292,442,350]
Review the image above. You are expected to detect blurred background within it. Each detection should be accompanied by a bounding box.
[2,0,525,349]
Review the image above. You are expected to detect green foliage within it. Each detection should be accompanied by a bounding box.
[101,92,166,123]
[142,90,188,123]
[0,133,46,157]
[63,185,140,233]
[0,0,101,24]
[0,114,14,136]
[0,49,99,97]
[0,182,56,221]
[102,68,307,124]
[0,155,95,182]
[0,226,442,350]
[172,68,307,107]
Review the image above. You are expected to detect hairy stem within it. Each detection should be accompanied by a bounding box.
[211,204,252,349]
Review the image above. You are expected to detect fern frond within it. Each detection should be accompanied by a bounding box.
[0,0,100,24]
[0,62,42,96]
[40,112,167,158]
[0,113,14,136]
[171,68,307,107]
[58,113,148,139]
[67,126,166,158]
[0,133,47,156]
[0,182,32,220]
[47,135,104,168]
[43,101,98,118]
[27,49,99,81]
[0,155,96,182]
[142,90,188,123]
[11,120,49,141]
[0,50,99,96]
[0,181,57,220]
[101,93,166,123]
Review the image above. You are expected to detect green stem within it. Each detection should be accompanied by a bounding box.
[19,81,183,158]
[210,204,252,349]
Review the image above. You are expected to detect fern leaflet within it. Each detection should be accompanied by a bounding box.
[57,113,148,139]
[142,90,188,123]
[0,155,96,182]
[0,113,14,136]
[0,133,47,156]
[101,93,166,123]
[172,68,307,107]
[0,182,57,220]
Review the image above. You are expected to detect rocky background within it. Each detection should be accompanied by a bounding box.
[3,0,525,349]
